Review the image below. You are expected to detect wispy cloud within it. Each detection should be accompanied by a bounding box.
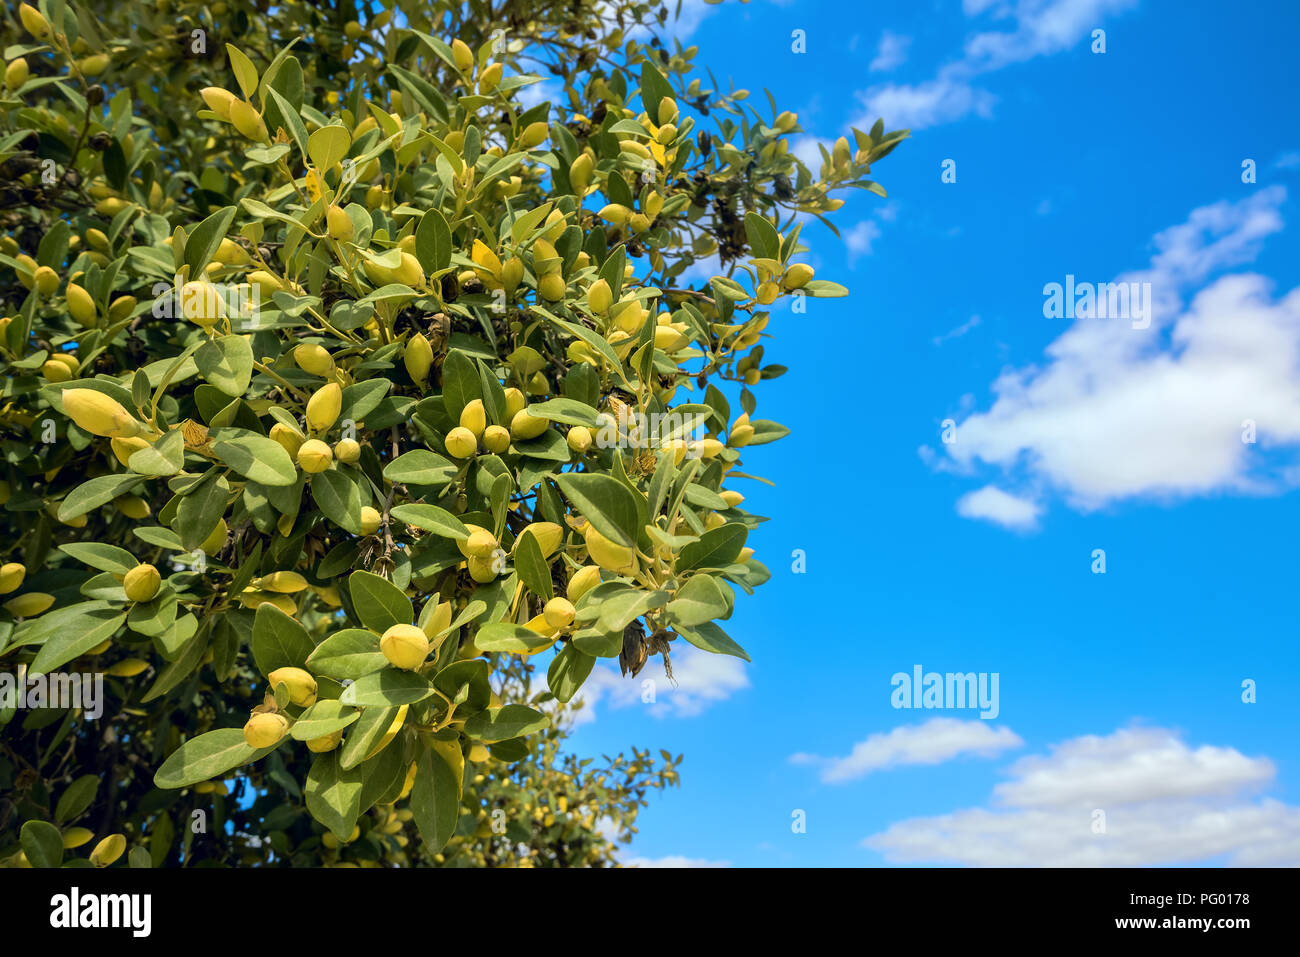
[869,30,912,72]
[791,718,1023,783]
[955,485,1042,530]
[933,314,982,346]
[563,645,750,724]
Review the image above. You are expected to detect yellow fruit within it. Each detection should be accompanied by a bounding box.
[63,389,144,439]
[297,439,332,473]
[270,422,305,460]
[543,597,575,629]
[459,399,486,438]
[478,62,502,93]
[77,54,109,76]
[517,522,563,558]
[466,555,498,583]
[510,409,547,440]
[335,438,361,464]
[213,237,249,265]
[243,712,289,749]
[586,279,612,315]
[774,110,798,132]
[326,204,354,241]
[18,4,51,40]
[518,121,549,149]
[89,834,126,868]
[117,494,151,514]
[0,563,26,595]
[445,426,477,459]
[598,203,630,226]
[381,624,430,670]
[468,743,490,763]
[229,99,268,141]
[538,272,566,302]
[482,425,510,453]
[5,58,30,90]
[247,270,285,299]
[344,20,363,39]
[94,197,130,217]
[567,426,592,453]
[258,571,308,593]
[105,658,149,677]
[424,600,452,638]
[783,263,814,289]
[42,360,72,383]
[33,267,58,296]
[305,382,342,433]
[755,281,779,305]
[294,343,334,377]
[359,505,381,535]
[200,519,229,556]
[405,333,433,385]
[743,369,761,385]
[180,280,225,327]
[110,436,149,468]
[566,565,601,602]
[584,527,635,574]
[461,527,498,559]
[654,324,689,352]
[122,564,161,603]
[451,38,474,73]
[569,153,594,194]
[267,667,317,707]
[307,730,343,753]
[720,490,745,507]
[276,514,295,538]
[503,388,527,420]
[394,252,424,287]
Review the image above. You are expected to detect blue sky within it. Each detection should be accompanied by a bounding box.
[544,0,1300,866]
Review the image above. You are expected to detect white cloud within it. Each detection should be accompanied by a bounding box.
[869,30,912,72]
[866,726,1300,866]
[940,187,1300,514]
[791,718,1023,783]
[955,485,1042,529]
[857,0,1137,129]
[564,645,749,724]
[843,220,883,261]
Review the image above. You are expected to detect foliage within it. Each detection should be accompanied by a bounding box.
[0,0,903,867]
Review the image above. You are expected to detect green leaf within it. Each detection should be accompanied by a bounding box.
[414,208,451,273]
[547,644,594,703]
[55,774,100,823]
[555,473,639,547]
[305,751,365,840]
[348,570,412,633]
[339,705,399,770]
[383,449,456,485]
[462,704,549,743]
[306,628,387,680]
[339,669,434,707]
[745,419,791,446]
[20,821,63,869]
[744,212,780,261]
[210,431,297,486]
[290,700,360,740]
[58,542,138,574]
[597,588,668,634]
[184,204,237,277]
[389,504,468,540]
[57,474,144,522]
[127,428,184,476]
[678,523,748,570]
[674,620,751,661]
[307,124,350,171]
[311,469,363,534]
[410,745,458,852]
[473,622,554,653]
[522,396,601,427]
[252,603,315,676]
[29,608,127,677]
[195,334,254,397]
[154,728,268,789]
[513,530,554,601]
[666,574,728,627]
